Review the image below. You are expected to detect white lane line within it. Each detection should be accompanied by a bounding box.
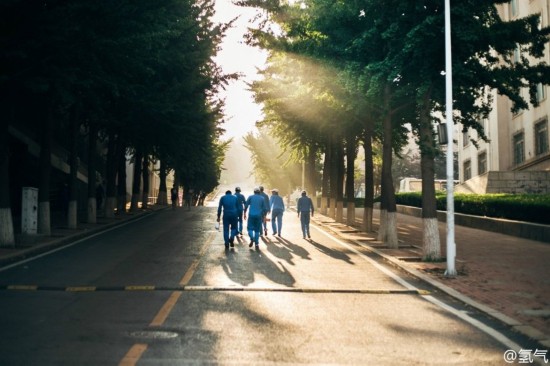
[311,222,524,351]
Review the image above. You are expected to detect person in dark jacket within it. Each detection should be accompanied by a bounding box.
[269,189,285,237]
[259,186,270,236]
[217,190,240,249]
[244,187,268,250]
[297,190,314,239]
[234,187,247,236]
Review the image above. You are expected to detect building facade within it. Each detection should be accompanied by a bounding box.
[457,0,550,194]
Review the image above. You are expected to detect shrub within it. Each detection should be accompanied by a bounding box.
[395,192,550,225]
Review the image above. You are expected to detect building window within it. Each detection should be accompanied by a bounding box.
[463,160,472,181]
[536,83,546,103]
[478,152,487,175]
[535,120,549,156]
[513,132,525,165]
[510,0,519,17]
[513,45,521,64]
[462,130,469,147]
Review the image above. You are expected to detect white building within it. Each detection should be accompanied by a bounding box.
[457,0,550,194]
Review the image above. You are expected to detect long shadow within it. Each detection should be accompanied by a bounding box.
[308,239,355,265]
[219,238,296,288]
[220,250,255,286]
[263,237,295,265]
[275,236,311,261]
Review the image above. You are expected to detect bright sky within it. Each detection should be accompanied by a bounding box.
[212,0,268,140]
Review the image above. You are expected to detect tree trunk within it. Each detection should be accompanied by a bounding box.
[335,139,345,223]
[38,105,53,236]
[130,148,143,212]
[87,122,98,223]
[117,144,127,214]
[362,126,374,232]
[419,98,441,261]
[378,87,398,247]
[157,159,168,205]
[0,120,15,246]
[104,132,118,218]
[345,134,356,226]
[67,113,79,229]
[305,146,316,199]
[320,144,330,215]
[141,154,149,209]
[329,140,338,219]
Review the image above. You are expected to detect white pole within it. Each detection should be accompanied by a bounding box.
[444,0,457,277]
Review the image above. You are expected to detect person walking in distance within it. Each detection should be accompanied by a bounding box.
[269,189,285,237]
[171,187,178,209]
[234,187,247,236]
[244,187,268,250]
[259,186,270,236]
[184,189,192,210]
[217,190,240,249]
[297,190,314,239]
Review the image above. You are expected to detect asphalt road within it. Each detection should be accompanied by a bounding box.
[0,197,524,365]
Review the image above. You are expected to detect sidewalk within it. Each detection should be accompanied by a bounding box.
[1,204,548,349]
[312,208,550,349]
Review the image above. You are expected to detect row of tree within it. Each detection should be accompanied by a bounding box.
[240,0,550,261]
[0,0,232,246]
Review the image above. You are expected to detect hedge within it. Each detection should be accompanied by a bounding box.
[394,192,550,225]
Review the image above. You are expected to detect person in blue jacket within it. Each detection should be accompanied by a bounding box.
[244,187,268,250]
[259,186,270,236]
[269,188,285,237]
[234,187,247,236]
[217,190,240,249]
[297,190,314,239]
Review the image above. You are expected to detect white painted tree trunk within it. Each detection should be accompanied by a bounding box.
[87,198,97,224]
[422,217,441,261]
[329,198,336,218]
[336,200,344,222]
[67,200,78,229]
[378,208,387,242]
[362,206,373,232]
[346,202,355,226]
[320,197,328,215]
[105,197,116,218]
[0,208,15,246]
[386,211,399,248]
[38,201,50,236]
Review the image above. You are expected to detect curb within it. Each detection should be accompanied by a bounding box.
[312,214,550,349]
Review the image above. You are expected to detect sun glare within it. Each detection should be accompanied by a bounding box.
[213,0,268,140]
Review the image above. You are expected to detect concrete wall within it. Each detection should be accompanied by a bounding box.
[455,171,550,194]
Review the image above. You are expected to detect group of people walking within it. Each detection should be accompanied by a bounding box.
[217,186,315,250]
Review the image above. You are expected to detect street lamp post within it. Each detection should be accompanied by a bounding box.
[444,0,457,277]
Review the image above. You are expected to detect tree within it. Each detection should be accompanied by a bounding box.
[243,130,302,194]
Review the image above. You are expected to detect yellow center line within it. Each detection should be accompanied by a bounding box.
[149,291,182,327]
[119,230,216,365]
[118,343,147,366]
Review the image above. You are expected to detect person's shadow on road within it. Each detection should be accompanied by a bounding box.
[220,238,296,288]
[308,239,354,264]
[275,236,311,261]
